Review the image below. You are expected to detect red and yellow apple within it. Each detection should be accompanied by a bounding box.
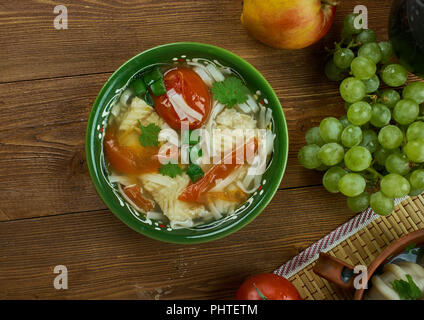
[241,0,337,50]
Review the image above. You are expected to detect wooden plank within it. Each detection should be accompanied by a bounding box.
[0,0,390,83]
[0,70,344,221]
[0,185,354,300]
[0,74,110,220]
[2,71,420,222]
[1,0,416,301]
[0,208,10,221]
[0,0,396,222]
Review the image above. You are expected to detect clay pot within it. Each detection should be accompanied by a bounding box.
[313,229,424,300]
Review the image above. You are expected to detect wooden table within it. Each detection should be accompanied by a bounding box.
[0,0,398,299]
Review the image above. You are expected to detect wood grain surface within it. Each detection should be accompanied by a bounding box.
[0,0,417,299]
[0,186,355,299]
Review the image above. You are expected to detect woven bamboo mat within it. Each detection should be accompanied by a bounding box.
[288,195,424,300]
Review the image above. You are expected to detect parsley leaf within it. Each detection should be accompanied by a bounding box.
[159,163,183,178]
[391,274,422,300]
[138,121,160,147]
[211,76,249,108]
[186,163,204,183]
[405,243,417,254]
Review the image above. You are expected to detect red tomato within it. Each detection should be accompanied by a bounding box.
[123,185,154,212]
[103,128,160,174]
[153,68,211,130]
[178,138,258,203]
[235,274,302,300]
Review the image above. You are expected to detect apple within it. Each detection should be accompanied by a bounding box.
[241,0,337,50]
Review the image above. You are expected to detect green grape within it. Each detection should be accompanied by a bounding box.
[325,59,346,82]
[370,103,391,127]
[341,125,362,147]
[385,153,411,176]
[323,167,347,193]
[338,173,366,197]
[340,77,366,103]
[380,173,411,198]
[339,115,352,128]
[344,13,362,35]
[305,127,325,146]
[347,192,370,212]
[341,27,354,44]
[393,99,419,125]
[362,74,380,93]
[402,82,424,104]
[381,64,408,87]
[410,169,424,190]
[344,146,372,172]
[406,122,424,141]
[360,129,379,153]
[351,56,377,80]
[374,147,399,166]
[378,125,404,149]
[318,143,345,166]
[358,42,382,64]
[335,160,346,168]
[377,89,400,108]
[378,41,394,64]
[344,102,352,111]
[334,48,355,69]
[319,117,343,143]
[370,191,394,216]
[404,139,424,163]
[356,29,377,44]
[316,164,330,172]
[298,145,322,169]
[347,101,372,125]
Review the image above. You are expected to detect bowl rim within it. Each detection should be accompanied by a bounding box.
[85,42,289,244]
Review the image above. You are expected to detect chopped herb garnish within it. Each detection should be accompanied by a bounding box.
[129,78,147,97]
[391,274,422,300]
[405,243,417,254]
[186,163,204,183]
[150,79,167,96]
[144,91,154,107]
[159,163,183,178]
[190,145,203,158]
[182,130,200,146]
[138,121,160,147]
[143,66,163,86]
[211,76,249,108]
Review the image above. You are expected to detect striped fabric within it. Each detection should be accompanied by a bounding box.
[274,197,407,279]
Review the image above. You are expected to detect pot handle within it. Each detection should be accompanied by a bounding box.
[313,253,355,290]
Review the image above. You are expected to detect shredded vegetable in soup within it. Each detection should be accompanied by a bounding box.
[103,58,276,229]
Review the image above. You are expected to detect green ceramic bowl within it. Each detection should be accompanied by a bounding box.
[86,42,288,244]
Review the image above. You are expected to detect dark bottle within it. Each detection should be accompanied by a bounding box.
[389,0,424,78]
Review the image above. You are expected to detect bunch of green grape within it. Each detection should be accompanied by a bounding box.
[298,13,424,216]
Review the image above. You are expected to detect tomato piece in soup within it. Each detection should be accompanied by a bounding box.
[153,68,211,130]
[123,185,154,212]
[104,128,160,175]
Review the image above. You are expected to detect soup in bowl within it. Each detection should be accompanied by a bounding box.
[86,43,288,244]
